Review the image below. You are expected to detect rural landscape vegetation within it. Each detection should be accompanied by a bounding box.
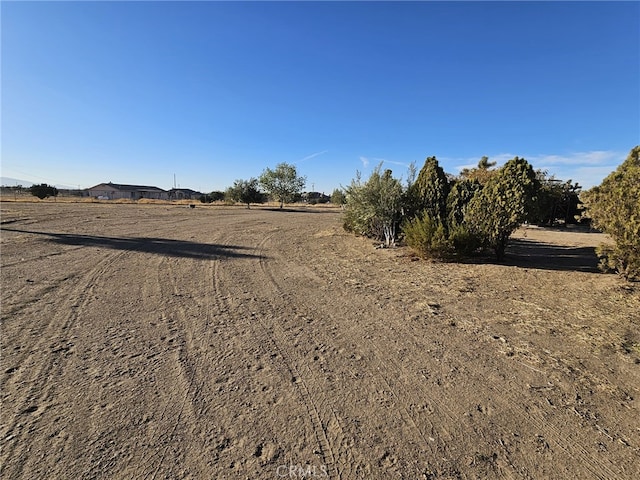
[6,146,640,281]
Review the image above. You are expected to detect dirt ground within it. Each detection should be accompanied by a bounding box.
[1,202,639,480]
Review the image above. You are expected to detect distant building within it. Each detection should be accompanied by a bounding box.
[86,182,169,200]
[302,191,330,204]
[168,188,203,200]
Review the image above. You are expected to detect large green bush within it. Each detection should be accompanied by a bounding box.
[400,157,538,260]
[465,157,538,261]
[446,179,481,227]
[581,146,640,280]
[227,178,263,208]
[343,166,404,246]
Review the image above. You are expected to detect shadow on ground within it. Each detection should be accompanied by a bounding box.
[1,227,261,260]
[259,207,340,214]
[503,238,600,273]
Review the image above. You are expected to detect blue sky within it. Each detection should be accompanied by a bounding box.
[2,1,639,193]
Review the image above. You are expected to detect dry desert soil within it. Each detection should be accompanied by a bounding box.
[1,202,639,479]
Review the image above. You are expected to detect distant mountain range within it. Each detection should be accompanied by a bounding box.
[1,177,33,187]
[1,177,78,189]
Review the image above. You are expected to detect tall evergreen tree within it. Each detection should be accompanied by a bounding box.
[406,156,450,222]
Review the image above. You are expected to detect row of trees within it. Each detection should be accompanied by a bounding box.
[205,163,308,208]
[342,146,639,280]
[208,163,347,207]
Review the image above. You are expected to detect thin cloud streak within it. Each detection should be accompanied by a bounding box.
[359,156,410,169]
[296,150,328,164]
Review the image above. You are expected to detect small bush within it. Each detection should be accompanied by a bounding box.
[594,244,640,281]
[29,183,58,200]
[331,188,346,206]
[448,223,483,257]
[402,212,452,259]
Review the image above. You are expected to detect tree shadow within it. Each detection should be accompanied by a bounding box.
[502,238,600,273]
[258,207,340,214]
[1,227,262,260]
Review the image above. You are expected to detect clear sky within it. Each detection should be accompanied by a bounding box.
[2,1,639,193]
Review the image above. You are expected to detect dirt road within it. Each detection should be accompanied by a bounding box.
[1,202,639,479]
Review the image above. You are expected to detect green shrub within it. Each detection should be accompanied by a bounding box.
[402,212,452,259]
[29,183,58,200]
[344,166,404,246]
[465,157,538,261]
[446,179,481,227]
[448,223,483,257]
[330,188,346,205]
[581,146,640,280]
[406,156,450,221]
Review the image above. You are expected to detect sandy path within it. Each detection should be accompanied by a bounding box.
[1,202,639,479]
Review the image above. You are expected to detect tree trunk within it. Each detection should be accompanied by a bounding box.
[494,234,509,261]
[383,223,395,247]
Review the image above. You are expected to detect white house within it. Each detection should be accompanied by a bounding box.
[86,182,169,200]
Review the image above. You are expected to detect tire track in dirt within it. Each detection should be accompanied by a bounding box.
[255,231,344,479]
[148,255,207,480]
[232,225,437,477]
[131,225,269,479]
[178,220,345,478]
[291,276,520,477]
[257,227,629,479]
[113,249,211,480]
[254,230,453,478]
[328,241,630,478]
[0,248,131,479]
[205,225,336,478]
[1,245,87,269]
[114,221,259,479]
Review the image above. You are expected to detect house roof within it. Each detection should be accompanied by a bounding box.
[88,182,167,192]
[168,188,202,195]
